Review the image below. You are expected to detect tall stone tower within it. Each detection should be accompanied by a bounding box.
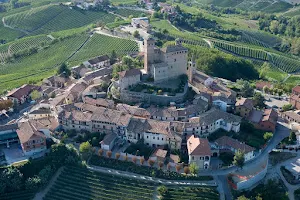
[188,55,196,83]
[144,37,156,73]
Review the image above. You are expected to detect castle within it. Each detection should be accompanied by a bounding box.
[142,38,189,82]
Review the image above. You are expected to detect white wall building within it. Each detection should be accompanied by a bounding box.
[118,69,141,90]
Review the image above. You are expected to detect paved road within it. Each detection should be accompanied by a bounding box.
[217,175,232,200]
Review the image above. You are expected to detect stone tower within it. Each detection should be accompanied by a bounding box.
[188,55,196,83]
[144,37,156,73]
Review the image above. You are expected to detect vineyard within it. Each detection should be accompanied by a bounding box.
[44,167,156,200]
[69,33,138,65]
[0,34,89,93]
[0,35,52,63]
[0,190,35,200]
[240,30,282,48]
[162,186,219,200]
[3,5,116,35]
[113,8,146,18]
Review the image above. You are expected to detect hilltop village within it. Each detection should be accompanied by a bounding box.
[0,0,300,199]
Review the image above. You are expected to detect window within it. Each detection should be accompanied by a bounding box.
[162,138,163,141]
[157,137,159,140]
[153,137,155,139]
[147,136,149,138]
[174,59,176,62]
[192,156,194,160]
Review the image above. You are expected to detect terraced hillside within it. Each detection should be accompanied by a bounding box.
[43,167,220,200]
[3,5,116,35]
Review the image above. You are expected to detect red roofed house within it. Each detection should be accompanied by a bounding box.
[248,108,278,132]
[187,135,211,169]
[6,84,38,105]
[16,121,47,156]
[255,81,273,91]
[290,86,300,110]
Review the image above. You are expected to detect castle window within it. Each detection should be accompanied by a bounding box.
[174,59,176,62]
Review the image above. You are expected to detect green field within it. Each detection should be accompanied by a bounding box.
[0,33,138,94]
[43,166,219,200]
[3,5,116,35]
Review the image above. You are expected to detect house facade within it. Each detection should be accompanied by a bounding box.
[118,69,141,90]
[187,135,211,169]
[290,86,300,110]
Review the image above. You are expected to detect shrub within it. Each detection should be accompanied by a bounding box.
[115,153,120,160]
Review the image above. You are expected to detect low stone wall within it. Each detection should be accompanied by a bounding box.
[120,84,188,105]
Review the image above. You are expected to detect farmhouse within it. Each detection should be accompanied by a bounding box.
[83,55,110,68]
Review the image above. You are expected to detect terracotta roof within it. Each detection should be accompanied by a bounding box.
[152,149,167,158]
[28,117,59,132]
[293,86,300,94]
[29,107,52,115]
[146,120,170,135]
[116,104,150,118]
[261,108,277,124]
[187,135,211,156]
[83,67,112,82]
[88,55,110,65]
[235,98,253,110]
[16,121,46,144]
[118,68,141,78]
[256,81,273,90]
[127,117,147,134]
[215,136,255,153]
[6,84,38,100]
[169,154,180,163]
[84,97,114,109]
[91,107,132,126]
[248,109,263,123]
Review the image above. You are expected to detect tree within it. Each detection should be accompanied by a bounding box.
[282,104,293,112]
[25,176,41,190]
[253,92,265,108]
[98,149,103,156]
[233,150,245,169]
[263,132,273,141]
[57,63,71,77]
[115,153,120,160]
[38,165,53,186]
[157,185,168,196]
[132,156,137,163]
[0,167,23,193]
[123,155,128,161]
[106,151,112,158]
[140,157,145,165]
[167,163,171,171]
[158,161,163,169]
[189,162,199,175]
[148,159,155,167]
[30,90,41,100]
[277,89,283,99]
[110,50,117,64]
[289,132,297,144]
[184,166,190,174]
[175,164,182,172]
[237,195,250,200]
[0,100,13,110]
[133,30,140,38]
[239,80,254,97]
[79,141,92,160]
[263,85,270,94]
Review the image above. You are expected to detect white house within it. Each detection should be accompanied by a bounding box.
[215,136,255,162]
[100,132,117,151]
[83,55,110,69]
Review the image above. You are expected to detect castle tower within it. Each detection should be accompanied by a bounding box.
[188,55,196,83]
[144,37,156,73]
[175,38,183,46]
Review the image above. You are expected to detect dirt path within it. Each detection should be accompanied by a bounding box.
[33,167,64,200]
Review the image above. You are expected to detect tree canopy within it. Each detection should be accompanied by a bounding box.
[57,63,71,78]
[233,150,245,169]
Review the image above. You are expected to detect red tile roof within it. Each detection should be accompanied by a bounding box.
[293,86,300,94]
[7,84,38,100]
[16,121,46,144]
[215,136,255,153]
[187,135,211,156]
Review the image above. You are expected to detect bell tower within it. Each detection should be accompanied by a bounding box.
[187,55,196,83]
[144,37,155,74]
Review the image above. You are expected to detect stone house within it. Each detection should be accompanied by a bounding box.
[83,55,110,68]
[235,98,254,118]
[6,84,38,105]
[118,68,141,90]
